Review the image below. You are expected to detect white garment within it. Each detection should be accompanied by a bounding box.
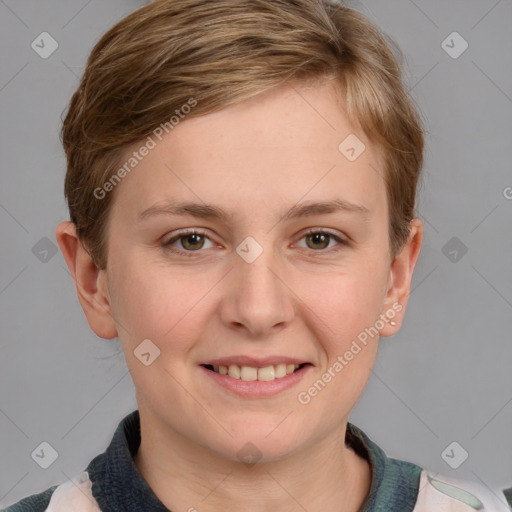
[412,472,510,512]
[44,472,100,512]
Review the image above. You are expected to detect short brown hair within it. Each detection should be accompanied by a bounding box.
[61,0,424,269]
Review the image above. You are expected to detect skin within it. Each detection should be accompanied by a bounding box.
[56,78,423,512]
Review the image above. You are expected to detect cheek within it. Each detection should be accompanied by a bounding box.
[109,258,230,374]
[298,265,388,334]
[295,263,387,386]
[299,273,383,408]
[108,257,199,346]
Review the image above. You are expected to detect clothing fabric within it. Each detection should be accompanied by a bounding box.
[2,410,510,511]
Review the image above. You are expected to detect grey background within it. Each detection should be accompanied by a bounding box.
[1,0,511,507]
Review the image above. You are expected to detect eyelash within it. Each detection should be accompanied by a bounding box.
[162,228,347,257]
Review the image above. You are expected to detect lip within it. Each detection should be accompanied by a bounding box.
[201,356,309,367]
[199,363,312,398]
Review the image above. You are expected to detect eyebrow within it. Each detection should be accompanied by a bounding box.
[137,199,372,223]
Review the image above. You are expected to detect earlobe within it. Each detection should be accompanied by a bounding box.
[55,221,118,339]
[379,218,423,338]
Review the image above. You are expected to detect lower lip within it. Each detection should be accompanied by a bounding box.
[199,365,311,398]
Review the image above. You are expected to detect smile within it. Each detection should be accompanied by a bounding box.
[202,363,308,382]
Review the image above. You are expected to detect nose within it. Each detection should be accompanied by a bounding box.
[219,243,295,338]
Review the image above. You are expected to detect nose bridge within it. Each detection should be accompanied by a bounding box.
[239,250,278,299]
[221,234,294,335]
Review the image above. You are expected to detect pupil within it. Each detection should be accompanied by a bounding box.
[183,233,203,250]
[309,233,328,249]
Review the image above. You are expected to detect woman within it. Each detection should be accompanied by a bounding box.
[4,0,509,510]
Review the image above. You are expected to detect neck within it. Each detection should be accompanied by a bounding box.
[133,408,372,512]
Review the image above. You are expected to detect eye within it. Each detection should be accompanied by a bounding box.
[163,229,215,255]
[295,229,347,252]
[162,228,347,257]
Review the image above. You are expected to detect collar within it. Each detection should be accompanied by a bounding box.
[86,410,421,511]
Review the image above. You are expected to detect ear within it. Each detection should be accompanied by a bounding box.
[55,221,118,339]
[379,218,423,337]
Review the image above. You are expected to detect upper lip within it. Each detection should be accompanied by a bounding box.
[201,356,310,367]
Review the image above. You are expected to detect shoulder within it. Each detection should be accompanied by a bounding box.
[346,423,510,511]
[2,472,100,512]
[412,470,511,512]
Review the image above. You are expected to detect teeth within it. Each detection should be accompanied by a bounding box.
[275,363,287,378]
[214,363,302,381]
[228,365,241,379]
[258,365,275,381]
[240,366,258,381]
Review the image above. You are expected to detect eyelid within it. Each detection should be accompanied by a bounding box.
[299,227,346,239]
[164,228,211,240]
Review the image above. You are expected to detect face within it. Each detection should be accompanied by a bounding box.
[63,79,422,463]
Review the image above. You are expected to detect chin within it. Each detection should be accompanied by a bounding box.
[214,429,304,465]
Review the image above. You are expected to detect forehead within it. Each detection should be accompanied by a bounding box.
[111,79,387,222]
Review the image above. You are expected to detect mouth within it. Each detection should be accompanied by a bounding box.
[200,362,310,382]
